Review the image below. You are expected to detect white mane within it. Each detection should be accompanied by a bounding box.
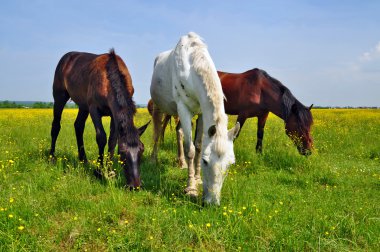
[182,32,228,155]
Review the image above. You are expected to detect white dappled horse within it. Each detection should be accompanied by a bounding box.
[150,32,240,205]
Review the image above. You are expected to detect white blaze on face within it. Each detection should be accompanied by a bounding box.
[128,147,139,163]
[201,123,240,205]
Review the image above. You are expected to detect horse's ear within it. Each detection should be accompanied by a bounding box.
[309,104,314,110]
[228,122,240,141]
[208,125,216,137]
[138,120,150,136]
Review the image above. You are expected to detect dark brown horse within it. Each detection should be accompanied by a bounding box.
[150,68,313,157]
[49,49,149,188]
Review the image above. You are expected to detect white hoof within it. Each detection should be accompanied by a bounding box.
[179,159,188,169]
[108,170,116,179]
[184,187,198,197]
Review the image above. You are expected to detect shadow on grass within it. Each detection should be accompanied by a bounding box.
[42,145,204,207]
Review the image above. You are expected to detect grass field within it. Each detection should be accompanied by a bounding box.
[0,108,379,251]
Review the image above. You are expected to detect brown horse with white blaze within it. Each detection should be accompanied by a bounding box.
[49,49,149,188]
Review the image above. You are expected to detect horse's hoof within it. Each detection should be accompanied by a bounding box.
[179,163,188,169]
[184,187,198,197]
[108,170,116,179]
[48,155,56,164]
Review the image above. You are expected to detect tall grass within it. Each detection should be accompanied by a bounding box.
[0,108,379,251]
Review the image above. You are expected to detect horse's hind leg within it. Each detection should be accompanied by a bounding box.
[161,114,171,142]
[74,108,89,162]
[151,103,164,162]
[236,114,247,139]
[176,121,187,168]
[256,112,269,153]
[175,117,187,168]
[49,91,69,158]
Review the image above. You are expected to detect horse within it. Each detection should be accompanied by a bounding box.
[219,68,313,155]
[49,49,149,189]
[150,32,240,205]
[149,68,314,166]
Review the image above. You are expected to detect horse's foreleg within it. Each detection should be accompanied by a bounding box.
[193,115,203,185]
[89,106,107,177]
[177,103,197,196]
[74,108,89,163]
[176,121,187,168]
[49,91,69,159]
[256,112,269,153]
[108,117,117,159]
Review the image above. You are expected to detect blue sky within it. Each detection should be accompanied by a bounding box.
[0,0,379,106]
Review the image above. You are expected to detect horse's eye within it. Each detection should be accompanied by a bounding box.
[202,159,208,166]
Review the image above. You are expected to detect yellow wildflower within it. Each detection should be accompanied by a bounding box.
[206,223,211,228]
[18,226,25,231]
[9,198,14,203]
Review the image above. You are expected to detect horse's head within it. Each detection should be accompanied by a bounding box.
[118,121,150,189]
[201,122,240,205]
[285,104,313,155]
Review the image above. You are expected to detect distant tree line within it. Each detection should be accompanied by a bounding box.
[0,100,378,109]
[0,100,77,108]
[0,100,23,108]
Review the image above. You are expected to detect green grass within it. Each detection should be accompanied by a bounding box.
[0,108,379,251]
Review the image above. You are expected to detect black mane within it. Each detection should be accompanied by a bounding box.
[260,70,313,131]
[106,49,139,147]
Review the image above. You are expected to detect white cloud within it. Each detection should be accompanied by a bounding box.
[359,41,380,62]
[352,41,380,75]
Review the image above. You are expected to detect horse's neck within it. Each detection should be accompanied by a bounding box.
[262,88,285,121]
[198,93,227,137]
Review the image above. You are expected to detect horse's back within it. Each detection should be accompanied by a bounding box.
[53,51,121,109]
[219,69,264,115]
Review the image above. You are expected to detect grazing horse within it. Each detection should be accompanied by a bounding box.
[219,69,313,155]
[150,68,313,165]
[49,49,149,189]
[150,32,240,205]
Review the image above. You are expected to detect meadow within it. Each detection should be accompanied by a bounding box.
[0,108,379,251]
